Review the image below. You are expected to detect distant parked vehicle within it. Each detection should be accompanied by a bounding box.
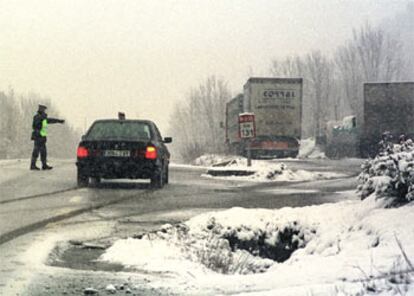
[76,118,172,188]
[360,82,414,157]
[226,77,303,158]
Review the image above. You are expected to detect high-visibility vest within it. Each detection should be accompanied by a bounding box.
[40,119,48,137]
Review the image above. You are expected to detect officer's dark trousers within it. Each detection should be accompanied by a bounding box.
[31,138,47,167]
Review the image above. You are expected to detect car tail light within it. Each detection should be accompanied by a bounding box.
[77,146,89,158]
[145,146,157,160]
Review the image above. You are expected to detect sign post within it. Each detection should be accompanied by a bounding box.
[239,113,256,167]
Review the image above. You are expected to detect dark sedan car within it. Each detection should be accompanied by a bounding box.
[76,119,172,188]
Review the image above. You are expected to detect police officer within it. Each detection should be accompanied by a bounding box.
[30,104,65,170]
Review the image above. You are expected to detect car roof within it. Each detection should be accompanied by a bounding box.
[91,119,155,125]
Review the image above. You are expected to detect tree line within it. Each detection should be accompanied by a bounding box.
[270,23,408,138]
[0,89,81,159]
[168,77,231,162]
[169,6,414,162]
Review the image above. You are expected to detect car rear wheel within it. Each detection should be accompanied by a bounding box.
[164,165,169,184]
[151,167,164,189]
[77,169,89,187]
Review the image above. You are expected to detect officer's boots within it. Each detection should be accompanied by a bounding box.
[30,159,40,170]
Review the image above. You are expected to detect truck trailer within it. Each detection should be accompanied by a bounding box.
[225,94,244,154]
[226,77,303,158]
[360,82,414,157]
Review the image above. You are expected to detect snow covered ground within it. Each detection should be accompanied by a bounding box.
[0,158,76,201]
[193,155,345,183]
[298,137,326,159]
[0,158,33,183]
[203,157,346,182]
[0,158,75,183]
[100,135,414,294]
[99,195,414,295]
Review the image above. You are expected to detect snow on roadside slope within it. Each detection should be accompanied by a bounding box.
[203,157,345,182]
[0,158,77,201]
[192,154,236,167]
[299,138,326,159]
[0,158,74,184]
[0,159,31,183]
[99,196,414,295]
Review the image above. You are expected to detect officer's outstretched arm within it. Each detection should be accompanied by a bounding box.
[48,118,65,124]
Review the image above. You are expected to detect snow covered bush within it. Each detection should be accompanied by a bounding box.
[358,139,414,205]
[126,213,317,275]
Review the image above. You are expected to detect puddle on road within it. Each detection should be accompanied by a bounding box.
[47,240,180,280]
[47,241,124,272]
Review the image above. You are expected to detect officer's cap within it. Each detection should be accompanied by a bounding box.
[38,104,47,111]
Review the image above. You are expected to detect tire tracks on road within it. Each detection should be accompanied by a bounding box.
[0,187,79,205]
[0,188,152,245]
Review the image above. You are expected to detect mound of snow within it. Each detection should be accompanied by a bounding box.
[100,197,414,295]
[299,138,326,159]
[204,157,344,182]
[191,154,238,167]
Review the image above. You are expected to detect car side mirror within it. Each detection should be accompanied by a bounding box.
[163,137,172,143]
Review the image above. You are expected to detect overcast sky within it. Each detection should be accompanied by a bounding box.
[0,0,409,133]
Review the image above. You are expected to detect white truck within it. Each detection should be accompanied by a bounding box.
[226,77,303,158]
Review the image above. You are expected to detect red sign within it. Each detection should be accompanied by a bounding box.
[239,113,256,139]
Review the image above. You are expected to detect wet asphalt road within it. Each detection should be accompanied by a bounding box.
[0,159,362,245]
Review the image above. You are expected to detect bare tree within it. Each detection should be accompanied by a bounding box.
[269,56,303,78]
[335,42,363,120]
[353,23,404,82]
[168,76,232,162]
[303,51,335,138]
[335,23,405,126]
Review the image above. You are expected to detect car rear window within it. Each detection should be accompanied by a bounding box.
[86,121,151,140]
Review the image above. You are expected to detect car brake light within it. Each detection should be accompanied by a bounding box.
[145,146,157,159]
[77,146,89,158]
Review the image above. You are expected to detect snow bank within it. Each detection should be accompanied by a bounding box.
[299,138,326,159]
[192,154,238,167]
[204,157,344,182]
[99,197,414,295]
[100,236,207,276]
[0,159,29,183]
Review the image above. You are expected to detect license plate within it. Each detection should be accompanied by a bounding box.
[104,150,130,157]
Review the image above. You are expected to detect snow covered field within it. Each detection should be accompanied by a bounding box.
[99,194,414,295]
